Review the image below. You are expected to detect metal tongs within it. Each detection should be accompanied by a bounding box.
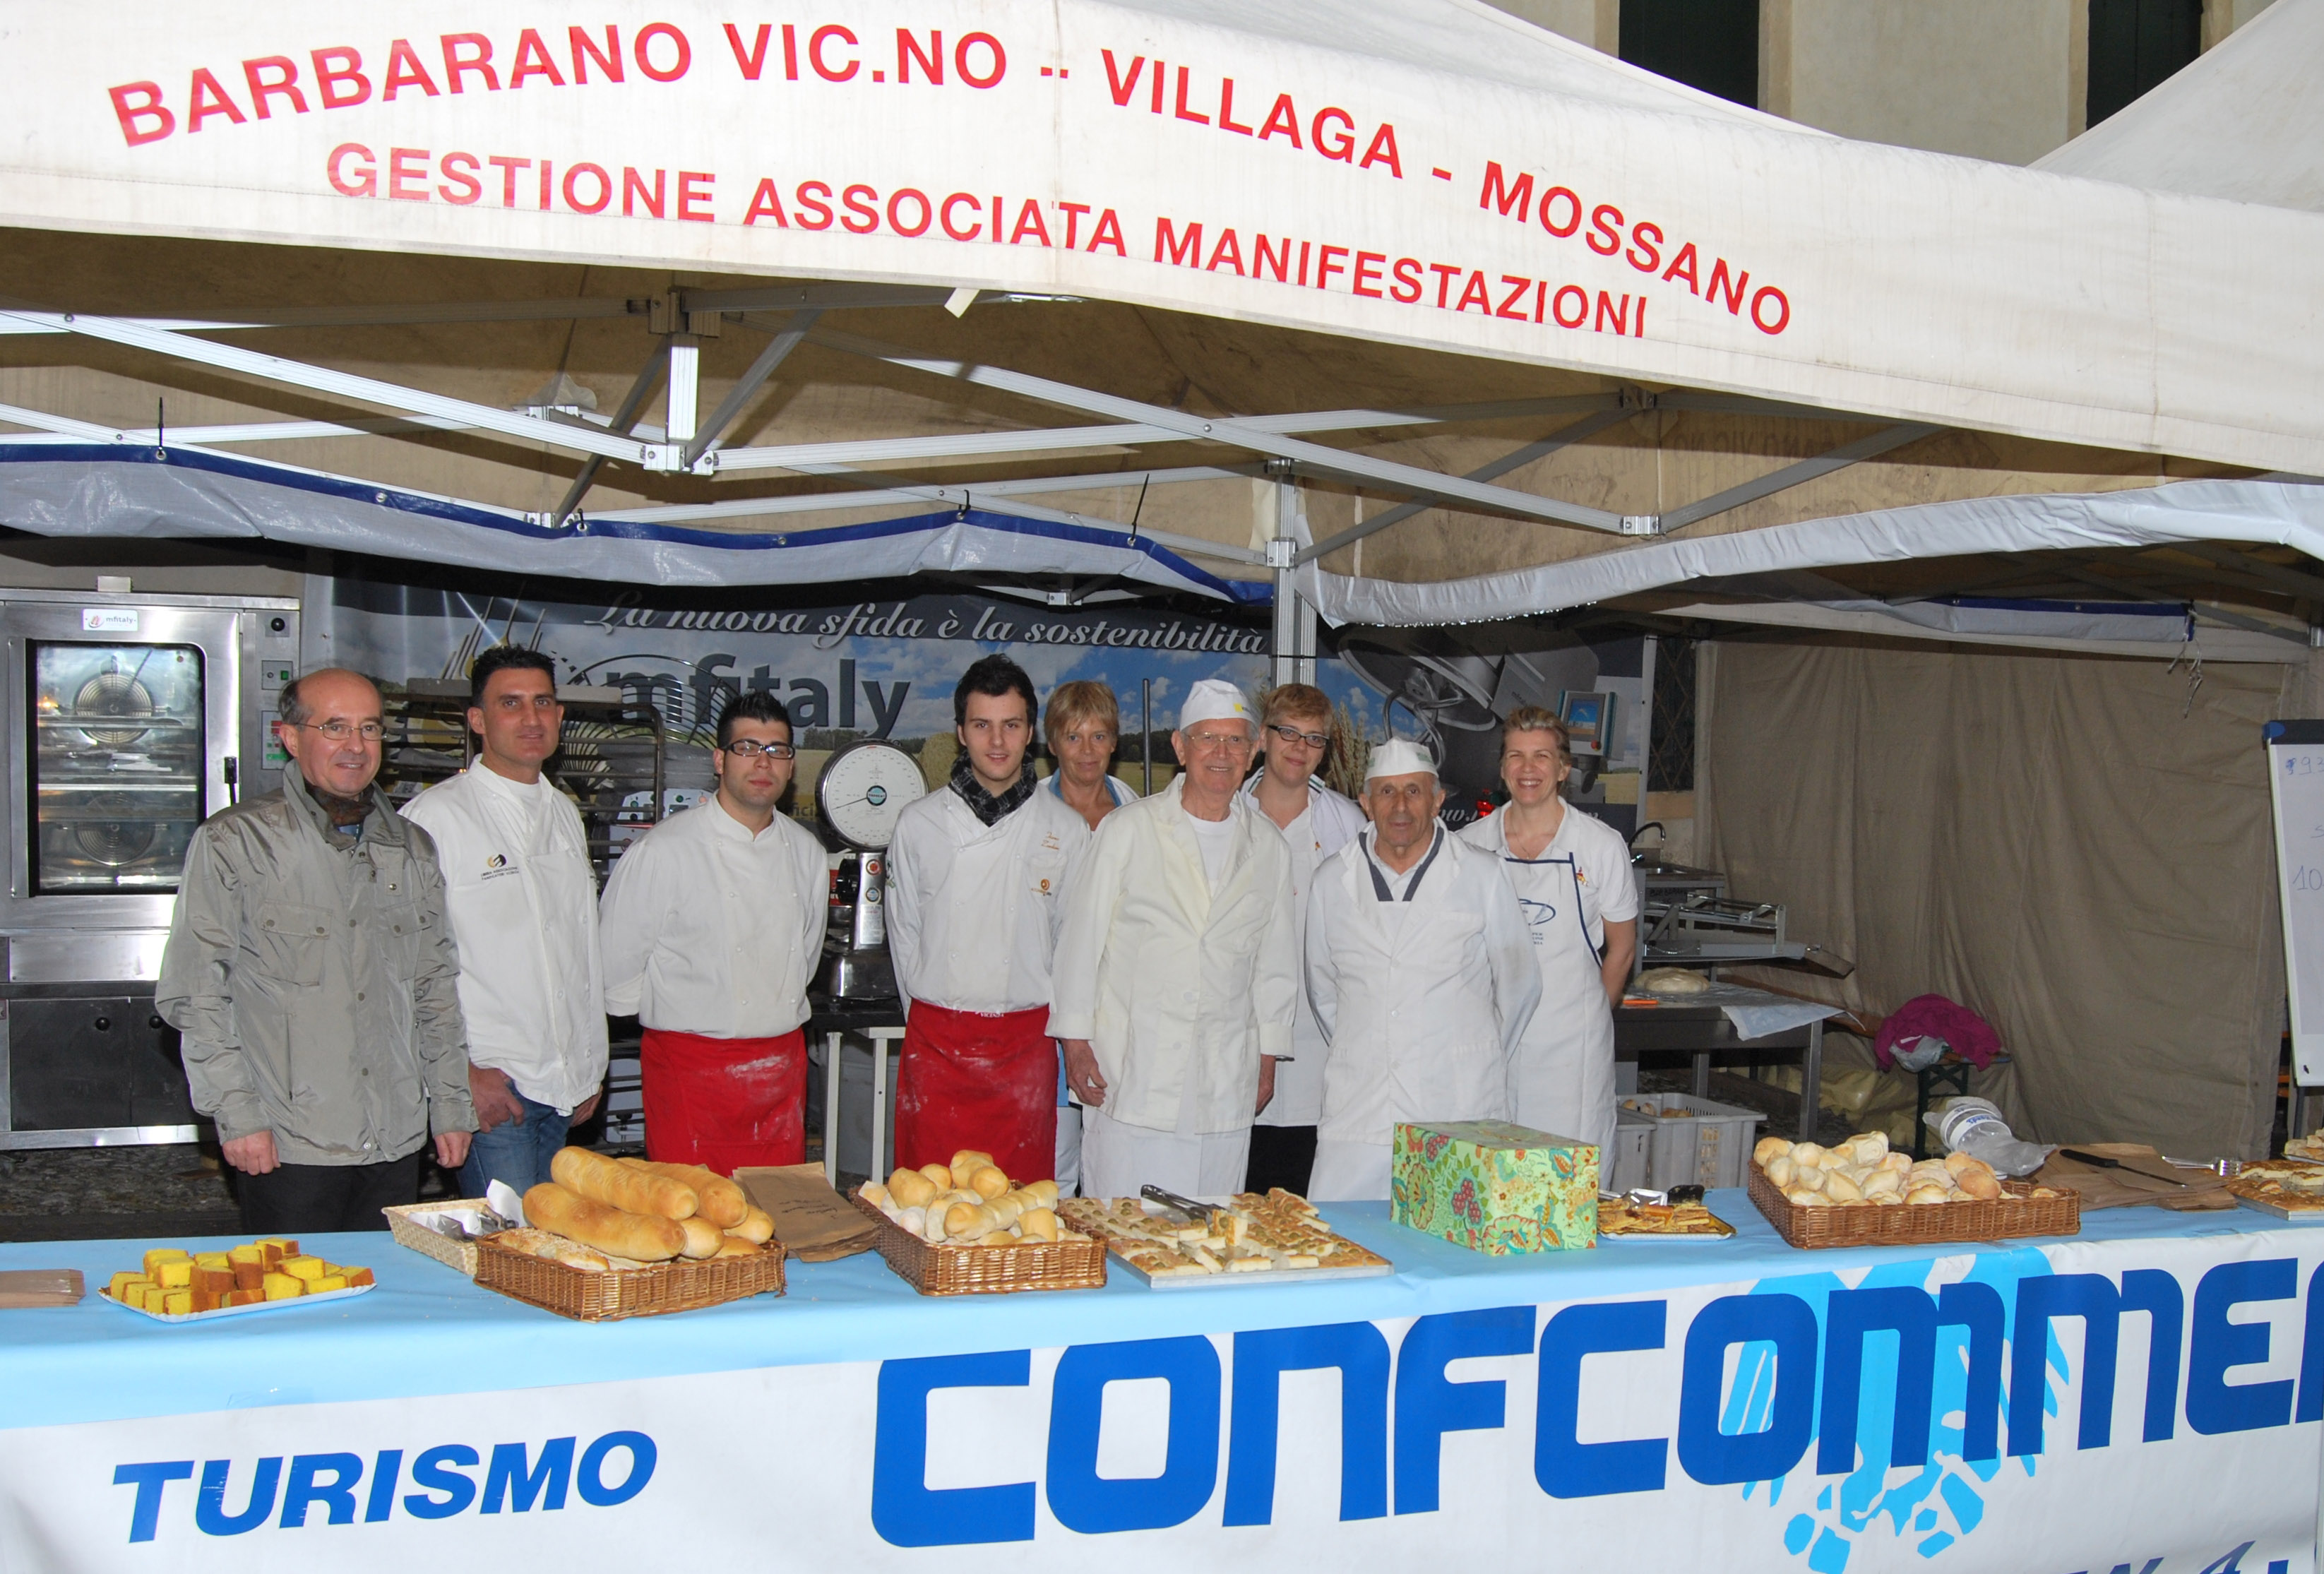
[429,1207,515,1241]
[1605,1185,1705,1208]
[1140,1184,1211,1222]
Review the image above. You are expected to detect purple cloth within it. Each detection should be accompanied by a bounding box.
[1874,994,2002,1071]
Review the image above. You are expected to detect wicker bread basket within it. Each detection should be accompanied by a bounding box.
[1747,1164,2080,1249]
[848,1190,1108,1295]
[383,1201,486,1277]
[472,1234,786,1321]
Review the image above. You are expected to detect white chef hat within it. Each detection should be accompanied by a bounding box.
[1365,737,1437,781]
[1179,679,1253,730]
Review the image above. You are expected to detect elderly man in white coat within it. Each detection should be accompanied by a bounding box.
[1051,679,1299,1198]
[1305,739,1541,1201]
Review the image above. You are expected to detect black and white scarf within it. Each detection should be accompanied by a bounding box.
[950,750,1038,827]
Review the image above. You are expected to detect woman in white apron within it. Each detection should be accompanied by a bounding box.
[1455,708,1638,1154]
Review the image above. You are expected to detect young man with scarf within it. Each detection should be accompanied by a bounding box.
[886,655,1090,1182]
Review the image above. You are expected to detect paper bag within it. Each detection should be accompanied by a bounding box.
[733,1164,881,1261]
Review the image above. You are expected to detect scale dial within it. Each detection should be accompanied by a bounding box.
[815,741,927,850]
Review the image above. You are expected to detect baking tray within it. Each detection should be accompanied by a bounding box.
[99,1283,374,1323]
[1106,1251,1395,1289]
[2231,1196,2324,1223]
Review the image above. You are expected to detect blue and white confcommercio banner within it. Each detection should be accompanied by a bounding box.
[1,1200,2318,1573]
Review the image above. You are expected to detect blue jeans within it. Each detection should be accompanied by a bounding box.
[459,1089,571,1200]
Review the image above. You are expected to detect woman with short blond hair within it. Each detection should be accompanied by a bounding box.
[1455,705,1638,1152]
[1044,680,1138,833]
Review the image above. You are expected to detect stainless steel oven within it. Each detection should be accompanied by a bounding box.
[0,591,299,1148]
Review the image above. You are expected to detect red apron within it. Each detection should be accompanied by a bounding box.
[640,1027,806,1176]
[894,1003,1056,1184]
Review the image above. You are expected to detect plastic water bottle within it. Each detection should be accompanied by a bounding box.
[1926,1097,2052,1177]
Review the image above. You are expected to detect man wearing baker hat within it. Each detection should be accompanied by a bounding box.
[1304,737,1541,1201]
[1049,679,1299,1198]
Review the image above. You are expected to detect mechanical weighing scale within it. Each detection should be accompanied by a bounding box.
[814,740,927,1002]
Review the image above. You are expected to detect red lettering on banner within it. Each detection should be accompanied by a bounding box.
[886,187,929,235]
[1586,203,1623,256]
[1429,262,1461,309]
[1359,124,1401,177]
[539,160,554,209]
[1482,162,1532,222]
[1626,222,1663,273]
[383,40,440,100]
[109,83,174,145]
[1454,270,1491,313]
[1390,258,1422,303]
[955,32,1005,88]
[1206,229,1244,274]
[1317,244,1349,289]
[1496,275,1531,320]
[1256,94,1301,146]
[327,142,374,196]
[795,181,835,229]
[678,170,710,218]
[725,24,772,80]
[1751,286,1789,333]
[1352,251,1386,298]
[1156,217,1202,266]
[1150,59,1165,112]
[1218,79,1252,134]
[1059,201,1092,249]
[1297,240,1311,286]
[488,155,530,207]
[1088,208,1124,254]
[511,30,565,87]
[940,193,981,239]
[571,25,624,83]
[1662,242,1699,293]
[442,34,498,93]
[242,58,308,119]
[634,23,691,81]
[1313,107,1354,162]
[811,25,858,81]
[313,47,371,108]
[388,146,429,201]
[990,193,1002,239]
[782,23,799,80]
[564,163,612,214]
[1102,50,1143,107]
[1174,66,1208,124]
[1706,258,1748,314]
[840,183,878,232]
[1253,234,1293,282]
[187,68,247,131]
[439,151,482,204]
[1551,285,1587,328]
[1008,198,1049,246]
[1594,291,1628,334]
[623,167,665,218]
[1539,186,1580,237]
[897,29,942,85]
[1633,296,1647,336]
[744,178,789,226]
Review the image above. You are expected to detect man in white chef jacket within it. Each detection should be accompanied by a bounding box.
[1051,679,1299,1198]
[401,647,606,1198]
[886,655,1090,1184]
[1305,739,1541,1201]
[597,691,828,1175]
[1237,682,1365,1196]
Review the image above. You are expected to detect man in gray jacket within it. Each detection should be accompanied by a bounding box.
[159,668,475,1233]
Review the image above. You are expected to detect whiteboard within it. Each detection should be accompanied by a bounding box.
[2266,730,2324,1084]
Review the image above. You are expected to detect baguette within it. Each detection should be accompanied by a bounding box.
[715,1234,761,1258]
[551,1147,698,1220]
[523,1181,688,1261]
[678,1216,725,1260]
[732,1205,776,1245]
[619,1158,749,1229]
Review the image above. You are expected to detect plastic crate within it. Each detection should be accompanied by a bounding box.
[1614,1094,1764,1191]
[1607,1107,1657,1193]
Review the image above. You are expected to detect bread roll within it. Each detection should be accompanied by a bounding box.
[1020,1179,1060,1206]
[715,1234,761,1257]
[1851,1132,1890,1162]
[943,1200,989,1239]
[1753,1135,1792,1166]
[1905,1184,1951,1205]
[1861,1169,1903,1199]
[1955,1167,2002,1200]
[732,1205,776,1245]
[1943,1150,1977,1177]
[949,1150,996,1189]
[975,1229,1018,1247]
[984,1191,1026,1227]
[1018,1207,1059,1241]
[679,1216,725,1259]
[523,1182,688,1261]
[919,1162,953,1189]
[1791,1143,1825,1168]
[496,1227,614,1270]
[1787,1188,1831,1208]
[1765,1156,1797,1188]
[1880,1152,1913,1174]
[888,1168,937,1210]
[621,1159,751,1229]
[968,1165,1011,1200]
[895,1206,928,1236]
[1823,1171,1864,1204]
[1791,1164,1828,1193]
[859,1181,893,1210]
[551,1147,698,1220]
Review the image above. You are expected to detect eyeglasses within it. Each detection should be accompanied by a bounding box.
[721,739,796,760]
[1182,729,1253,753]
[1267,722,1330,750]
[297,720,386,743]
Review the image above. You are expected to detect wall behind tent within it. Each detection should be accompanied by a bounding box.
[1698,636,2288,1159]
[305,571,1653,831]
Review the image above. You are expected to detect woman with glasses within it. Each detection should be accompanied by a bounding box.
[1236,683,1364,1196]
